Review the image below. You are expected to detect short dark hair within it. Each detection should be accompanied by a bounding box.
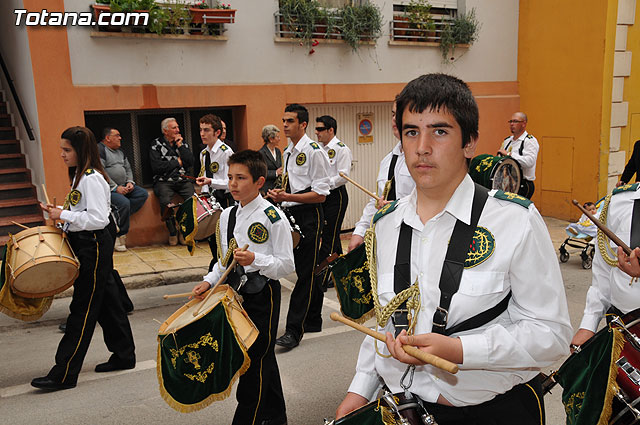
[284,103,309,125]
[228,150,267,182]
[583,202,595,208]
[316,115,337,135]
[101,127,115,141]
[395,73,479,148]
[199,114,223,133]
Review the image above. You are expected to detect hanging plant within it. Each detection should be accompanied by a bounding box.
[439,8,480,63]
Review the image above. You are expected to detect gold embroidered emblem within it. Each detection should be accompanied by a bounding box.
[210,162,219,174]
[168,332,220,383]
[465,227,495,268]
[475,156,494,173]
[328,149,336,159]
[185,351,201,369]
[248,222,269,244]
[65,190,82,208]
[296,153,306,166]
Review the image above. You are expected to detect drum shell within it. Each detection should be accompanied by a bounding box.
[334,392,424,425]
[8,226,79,298]
[193,195,221,241]
[469,154,522,192]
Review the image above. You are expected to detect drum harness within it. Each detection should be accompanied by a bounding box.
[381,154,399,202]
[367,184,513,422]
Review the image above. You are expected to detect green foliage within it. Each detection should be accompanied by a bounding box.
[439,8,480,62]
[107,0,157,12]
[95,0,111,5]
[279,0,323,48]
[406,0,435,32]
[338,2,382,52]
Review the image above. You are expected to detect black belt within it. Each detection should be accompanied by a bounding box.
[286,203,321,212]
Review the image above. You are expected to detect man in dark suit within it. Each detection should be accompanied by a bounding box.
[259,124,283,193]
[618,139,640,187]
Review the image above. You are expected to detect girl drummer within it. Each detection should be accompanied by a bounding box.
[32,126,135,391]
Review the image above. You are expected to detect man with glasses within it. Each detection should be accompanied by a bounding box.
[497,112,539,198]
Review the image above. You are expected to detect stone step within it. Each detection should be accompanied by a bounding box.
[0,197,41,218]
[0,182,36,201]
[0,153,25,169]
[0,114,11,127]
[0,167,31,183]
[0,126,15,140]
[0,213,47,242]
[0,140,20,154]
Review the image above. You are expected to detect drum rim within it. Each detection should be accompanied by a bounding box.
[10,259,79,298]
[490,156,522,191]
[11,225,68,240]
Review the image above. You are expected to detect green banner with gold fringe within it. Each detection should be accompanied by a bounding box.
[157,301,250,413]
[555,327,625,425]
[0,239,53,321]
[177,196,197,255]
[330,243,374,324]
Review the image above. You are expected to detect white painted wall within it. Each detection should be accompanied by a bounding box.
[0,0,46,203]
[64,0,518,86]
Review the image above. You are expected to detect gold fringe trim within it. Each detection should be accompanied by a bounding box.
[156,300,252,413]
[0,296,53,321]
[597,193,619,267]
[597,328,625,425]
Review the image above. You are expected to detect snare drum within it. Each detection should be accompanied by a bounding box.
[157,284,259,412]
[177,194,222,244]
[469,154,522,193]
[329,243,373,323]
[284,210,302,249]
[7,225,79,298]
[328,391,432,425]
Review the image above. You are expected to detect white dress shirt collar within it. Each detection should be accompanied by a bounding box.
[237,194,262,217]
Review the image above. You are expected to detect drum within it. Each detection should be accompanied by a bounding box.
[7,225,79,298]
[326,391,432,425]
[177,195,222,245]
[469,154,522,193]
[555,308,640,424]
[284,210,302,249]
[329,243,373,324]
[157,284,259,412]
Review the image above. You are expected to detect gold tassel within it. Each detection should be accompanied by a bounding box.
[596,328,625,425]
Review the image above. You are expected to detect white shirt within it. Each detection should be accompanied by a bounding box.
[323,136,353,190]
[353,142,415,237]
[348,175,572,406]
[281,134,331,207]
[500,131,539,181]
[199,139,234,193]
[579,185,640,332]
[203,195,295,285]
[59,170,111,232]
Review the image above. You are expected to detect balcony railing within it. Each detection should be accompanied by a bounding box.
[274,11,344,41]
[389,15,452,43]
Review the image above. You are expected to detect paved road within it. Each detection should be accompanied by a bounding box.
[0,253,592,425]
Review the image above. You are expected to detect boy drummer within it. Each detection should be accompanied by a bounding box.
[193,150,294,425]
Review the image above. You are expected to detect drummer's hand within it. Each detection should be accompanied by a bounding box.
[195,176,211,187]
[41,202,62,220]
[385,330,463,365]
[336,392,369,420]
[191,281,211,300]
[347,235,364,252]
[375,198,390,210]
[570,329,595,352]
[497,148,509,156]
[267,188,287,203]
[618,246,640,278]
[233,249,255,266]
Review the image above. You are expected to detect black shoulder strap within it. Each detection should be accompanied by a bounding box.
[205,151,212,178]
[226,205,239,246]
[519,138,525,156]
[432,184,489,334]
[631,199,640,249]
[387,154,399,201]
[391,222,413,336]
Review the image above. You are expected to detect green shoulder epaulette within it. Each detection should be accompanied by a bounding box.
[373,200,399,223]
[220,144,229,151]
[613,182,640,195]
[337,141,346,147]
[310,142,320,150]
[492,191,532,208]
[84,168,95,175]
[526,133,535,139]
[264,206,281,223]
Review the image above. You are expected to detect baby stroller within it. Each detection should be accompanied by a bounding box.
[558,197,604,269]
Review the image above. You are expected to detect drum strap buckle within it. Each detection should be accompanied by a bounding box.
[391,309,410,337]
[431,307,449,329]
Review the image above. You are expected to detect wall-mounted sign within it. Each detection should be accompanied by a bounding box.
[357,112,374,144]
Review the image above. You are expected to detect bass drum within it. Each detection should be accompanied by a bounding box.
[469,154,522,193]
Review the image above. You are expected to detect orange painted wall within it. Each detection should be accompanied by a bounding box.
[518,0,611,220]
[25,0,519,246]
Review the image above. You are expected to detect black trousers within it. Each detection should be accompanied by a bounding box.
[519,179,535,199]
[153,180,194,235]
[285,203,324,340]
[319,185,349,286]
[233,280,286,425]
[422,376,545,425]
[47,228,135,385]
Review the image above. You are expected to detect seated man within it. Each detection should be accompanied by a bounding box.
[149,117,194,245]
[98,127,148,251]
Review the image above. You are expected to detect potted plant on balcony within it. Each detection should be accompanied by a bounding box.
[278,0,322,48]
[339,2,382,52]
[405,0,435,42]
[439,8,480,62]
[189,0,236,25]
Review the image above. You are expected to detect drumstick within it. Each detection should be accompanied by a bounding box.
[339,172,382,202]
[329,312,459,374]
[180,174,198,181]
[41,184,51,205]
[163,292,200,299]
[193,244,250,317]
[11,221,29,230]
[572,199,631,255]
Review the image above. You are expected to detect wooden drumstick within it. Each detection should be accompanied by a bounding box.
[163,292,200,299]
[192,244,249,317]
[329,312,459,374]
[572,199,631,255]
[41,184,51,205]
[339,172,382,203]
[11,221,29,230]
[180,174,198,181]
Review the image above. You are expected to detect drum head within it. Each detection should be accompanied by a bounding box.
[161,289,227,334]
[12,260,78,298]
[490,157,522,192]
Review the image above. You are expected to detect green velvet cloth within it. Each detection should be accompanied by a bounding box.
[555,327,624,425]
[177,196,197,255]
[330,243,374,323]
[336,402,393,425]
[158,301,249,412]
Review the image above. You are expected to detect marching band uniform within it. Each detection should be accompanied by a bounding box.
[500,131,539,199]
[278,134,331,346]
[34,170,135,389]
[579,184,640,332]
[203,195,294,425]
[348,175,571,423]
[319,136,352,287]
[352,142,414,239]
[199,139,235,208]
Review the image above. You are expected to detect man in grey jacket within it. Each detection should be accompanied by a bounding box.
[99,128,148,251]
